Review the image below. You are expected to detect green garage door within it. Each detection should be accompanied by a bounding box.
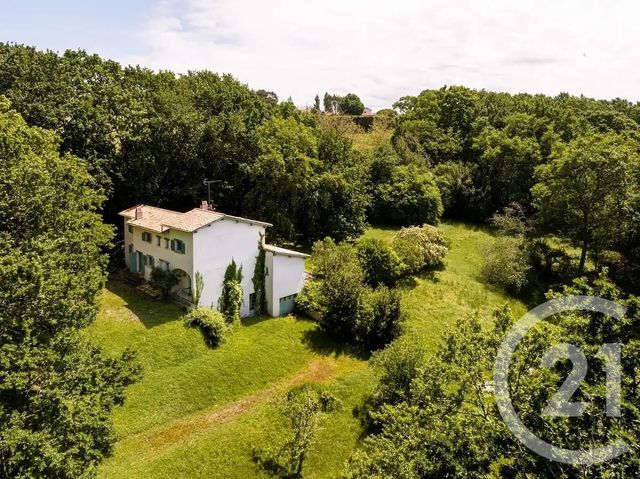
[279,294,297,315]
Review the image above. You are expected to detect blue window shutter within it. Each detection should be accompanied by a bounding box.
[170,239,175,251]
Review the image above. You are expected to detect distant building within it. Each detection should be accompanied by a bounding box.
[362,107,375,116]
[119,203,308,317]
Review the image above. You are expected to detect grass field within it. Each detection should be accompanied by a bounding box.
[89,221,527,478]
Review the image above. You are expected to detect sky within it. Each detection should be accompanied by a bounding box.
[2,0,640,110]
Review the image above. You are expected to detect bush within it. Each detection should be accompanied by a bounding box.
[311,237,361,279]
[356,238,403,287]
[295,280,324,318]
[392,225,448,274]
[310,237,404,350]
[480,236,531,293]
[320,274,364,341]
[149,267,178,297]
[489,202,530,236]
[183,308,227,347]
[356,287,404,351]
[370,335,426,406]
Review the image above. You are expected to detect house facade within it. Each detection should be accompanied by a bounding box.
[119,203,308,317]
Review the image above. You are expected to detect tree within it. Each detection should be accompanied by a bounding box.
[323,92,331,112]
[313,94,320,112]
[356,238,403,287]
[309,239,404,349]
[433,161,475,217]
[472,116,543,217]
[193,271,205,307]
[252,238,267,315]
[323,92,342,114]
[247,116,368,243]
[347,280,640,477]
[346,307,524,478]
[256,89,279,104]
[340,93,365,115]
[0,100,140,477]
[312,239,365,340]
[357,286,404,350]
[368,334,427,407]
[253,386,338,477]
[247,117,318,240]
[370,163,443,227]
[0,44,372,245]
[218,260,243,323]
[532,133,640,272]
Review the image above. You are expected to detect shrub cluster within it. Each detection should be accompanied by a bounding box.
[295,280,325,318]
[392,225,448,274]
[149,267,178,298]
[299,227,448,350]
[480,236,531,293]
[183,308,228,347]
[356,238,403,287]
[357,287,404,351]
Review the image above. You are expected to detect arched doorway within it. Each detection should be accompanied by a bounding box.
[171,269,192,302]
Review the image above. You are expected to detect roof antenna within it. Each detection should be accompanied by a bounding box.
[202,179,221,210]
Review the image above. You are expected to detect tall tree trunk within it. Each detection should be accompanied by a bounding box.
[578,238,588,273]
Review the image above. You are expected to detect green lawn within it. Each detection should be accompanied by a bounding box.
[90,221,527,478]
[364,222,528,349]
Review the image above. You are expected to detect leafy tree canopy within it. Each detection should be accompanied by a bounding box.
[0,99,140,478]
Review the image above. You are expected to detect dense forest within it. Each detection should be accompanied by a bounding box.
[1,43,640,478]
[2,43,639,275]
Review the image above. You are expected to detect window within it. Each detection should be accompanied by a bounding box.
[128,244,134,253]
[279,294,297,303]
[171,239,186,254]
[249,293,256,311]
[128,225,133,234]
[164,238,170,249]
[146,255,155,267]
[141,231,152,243]
[156,235,161,246]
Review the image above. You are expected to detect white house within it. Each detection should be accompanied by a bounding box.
[119,203,309,317]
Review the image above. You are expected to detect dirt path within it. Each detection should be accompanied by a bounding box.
[110,354,363,469]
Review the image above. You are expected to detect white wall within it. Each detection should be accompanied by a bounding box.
[265,251,275,316]
[192,219,265,316]
[265,251,306,316]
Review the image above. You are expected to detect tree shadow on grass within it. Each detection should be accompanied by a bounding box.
[240,315,273,327]
[252,448,295,479]
[105,280,184,329]
[395,269,441,293]
[300,324,372,362]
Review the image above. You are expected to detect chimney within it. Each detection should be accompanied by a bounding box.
[135,206,143,219]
